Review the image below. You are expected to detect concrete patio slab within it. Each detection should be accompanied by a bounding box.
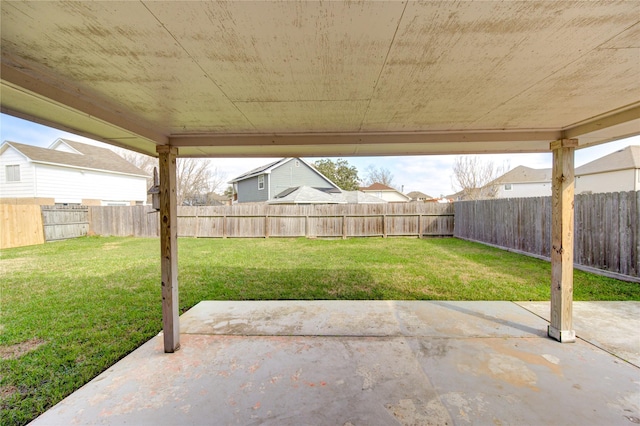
[180,301,550,338]
[517,301,640,367]
[30,301,640,426]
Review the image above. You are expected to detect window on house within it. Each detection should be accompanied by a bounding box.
[258,174,265,190]
[504,183,512,191]
[6,165,20,182]
[294,160,300,167]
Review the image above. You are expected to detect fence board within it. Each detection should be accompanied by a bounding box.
[0,204,45,249]
[454,191,639,279]
[89,205,158,237]
[41,206,88,241]
[87,203,454,240]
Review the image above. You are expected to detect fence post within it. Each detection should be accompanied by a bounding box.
[418,214,423,239]
[194,207,200,238]
[382,214,387,238]
[265,214,270,238]
[223,215,227,238]
[342,215,347,239]
[305,215,309,238]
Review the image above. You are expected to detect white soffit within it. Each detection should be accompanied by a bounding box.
[1,1,639,157]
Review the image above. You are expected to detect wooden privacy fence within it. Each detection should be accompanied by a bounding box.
[88,203,455,239]
[454,191,640,279]
[0,204,45,249]
[41,205,89,241]
[88,205,159,237]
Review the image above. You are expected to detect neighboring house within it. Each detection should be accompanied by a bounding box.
[0,139,149,205]
[492,166,553,198]
[269,186,344,205]
[359,183,410,202]
[575,145,639,194]
[406,191,433,202]
[449,145,639,200]
[335,190,387,204]
[269,186,387,205]
[229,158,339,203]
[444,189,480,202]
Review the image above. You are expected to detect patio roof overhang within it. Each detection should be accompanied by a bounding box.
[2,1,639,352]
[1,1,639,158]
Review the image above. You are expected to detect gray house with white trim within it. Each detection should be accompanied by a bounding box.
[229,158,339,203]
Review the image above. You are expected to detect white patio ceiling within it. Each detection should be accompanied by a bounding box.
[1,1,639,158]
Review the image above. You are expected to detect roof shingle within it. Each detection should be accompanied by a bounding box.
[3,140,149,177]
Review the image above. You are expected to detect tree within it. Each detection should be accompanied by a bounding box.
[224,185,235,199]
[115,148,226,205]
[450,156,508,200]
[313,159,360,191]
[176,158,226,206]
[362,165,396,188]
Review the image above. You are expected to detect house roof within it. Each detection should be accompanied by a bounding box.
[406,191,433,200]
[360,183,396,191]
[229,157,338,188]
[1,140,149,177]
[229,158,288,182]
[269,186,345,204]
[334,191,387,204]
[576,145,640,176]
[494,165,552,184]
[360,182,411,201]
[271,186,386,204]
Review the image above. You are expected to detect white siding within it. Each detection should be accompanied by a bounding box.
[52,142,80,154]
[34,164,147,202]
[495,182,551,198]
[575,169,636,194]
[367,191,408,202]
[0,146,35,197]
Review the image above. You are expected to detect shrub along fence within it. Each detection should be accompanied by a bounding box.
[88,203,455,239]
[454,191,640,280]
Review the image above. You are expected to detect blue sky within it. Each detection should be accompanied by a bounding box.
[1,113,637,197]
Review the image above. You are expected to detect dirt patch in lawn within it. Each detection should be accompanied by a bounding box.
[1,385,18,399]
[0,257,33,274]
[103,242,122,251]
[0,338,46,360]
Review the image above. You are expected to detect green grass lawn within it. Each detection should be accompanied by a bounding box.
[1,236,638,425]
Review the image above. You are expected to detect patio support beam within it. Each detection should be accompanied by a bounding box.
[157,145,180,353]
[548,138,578,343]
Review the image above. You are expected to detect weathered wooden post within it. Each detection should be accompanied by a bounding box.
[157,145,180,353]
[549,139,578,343]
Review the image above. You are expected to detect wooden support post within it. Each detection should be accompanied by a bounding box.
[157,145,180,353]
[549,139,578,343]
[265,215,270,238]
[418,214,423,239]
